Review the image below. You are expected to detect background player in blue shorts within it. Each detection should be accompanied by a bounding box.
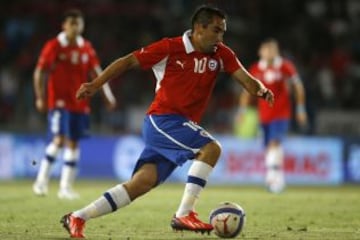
[60,6,274,238]
[238,39,307,193]
[32,9,116,200]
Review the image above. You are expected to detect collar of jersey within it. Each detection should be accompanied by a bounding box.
[57,32,84,47]
[182,30,195,54]
[259,56,283,70]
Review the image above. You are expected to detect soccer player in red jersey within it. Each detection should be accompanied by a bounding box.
[61,6,274,238]
[33,9,116,200]
[238,39,307,193]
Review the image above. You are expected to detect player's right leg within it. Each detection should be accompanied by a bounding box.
[61,163,158,238]
[171,141,220,234]
[33,135,64,196]
[142,115,218,233]
[265,141,285,193]
[33,109,67,196]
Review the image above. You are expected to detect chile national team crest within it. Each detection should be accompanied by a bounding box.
[208,59,218,71]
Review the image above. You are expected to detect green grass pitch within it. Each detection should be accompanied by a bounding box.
[0,180,359,239]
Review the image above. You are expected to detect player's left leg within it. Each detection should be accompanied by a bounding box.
[72,163,158,219]
[58,112,89,200]
[33,135,64,196]
[175,141,220,217]
[171,141,220,233]
[33,108,68,196]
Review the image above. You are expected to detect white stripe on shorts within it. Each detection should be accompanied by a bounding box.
[149,115,200,154]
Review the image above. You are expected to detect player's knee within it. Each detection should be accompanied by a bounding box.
[198,141,222,167]
[268,140,281,148]
[66,140,78,149]
[207,141,222,160]
[213,141,222,157]
[53,136,65,147]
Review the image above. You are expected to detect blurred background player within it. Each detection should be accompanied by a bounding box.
[238,38,307,193]
[60,6,274,238]
[32,9,116,200]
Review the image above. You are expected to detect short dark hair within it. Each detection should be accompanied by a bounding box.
[62,9,84,22]
[191,5,226,29]
[261,38,279,45]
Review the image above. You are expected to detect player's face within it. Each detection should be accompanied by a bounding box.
[196,16,226,53]
[62,17,84,39]
[259,42,279,61]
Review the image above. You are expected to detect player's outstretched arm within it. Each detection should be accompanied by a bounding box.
[92,66,117,110]
[76,53,139,100]
[232,66,274,107]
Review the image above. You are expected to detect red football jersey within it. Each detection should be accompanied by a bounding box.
[36,32,100,113]
[133,31,242,123]
[249,57,298,123]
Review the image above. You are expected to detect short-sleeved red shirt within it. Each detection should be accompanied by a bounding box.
[36,32,100,113]
[249,57,298,123]
[133,30,242,123]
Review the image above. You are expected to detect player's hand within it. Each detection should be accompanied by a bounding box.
[76,82,99,100]
[296,111,307,127]
[258,88,274,107]
[35,98,47,112]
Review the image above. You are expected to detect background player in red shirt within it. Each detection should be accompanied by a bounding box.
[60,6,274,238]
[33,9,116,200]
[238,38,307,193]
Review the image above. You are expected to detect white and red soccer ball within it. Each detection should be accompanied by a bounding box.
[209,202,246,238]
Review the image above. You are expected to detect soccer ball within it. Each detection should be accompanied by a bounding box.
[209,202,246,238]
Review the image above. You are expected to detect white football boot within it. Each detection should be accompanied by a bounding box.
[266,170,285,194]
[58,188,80,200]
[33,181,49,196]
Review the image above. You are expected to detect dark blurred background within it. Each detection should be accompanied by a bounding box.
[1,0,360,136]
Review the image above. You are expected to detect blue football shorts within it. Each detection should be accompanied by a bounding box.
[132,114,216,185]
[261,119,289,146]
[47,108,90,141]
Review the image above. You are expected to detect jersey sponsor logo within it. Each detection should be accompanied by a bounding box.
[176,60,185,69]
[208,59,218,71]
